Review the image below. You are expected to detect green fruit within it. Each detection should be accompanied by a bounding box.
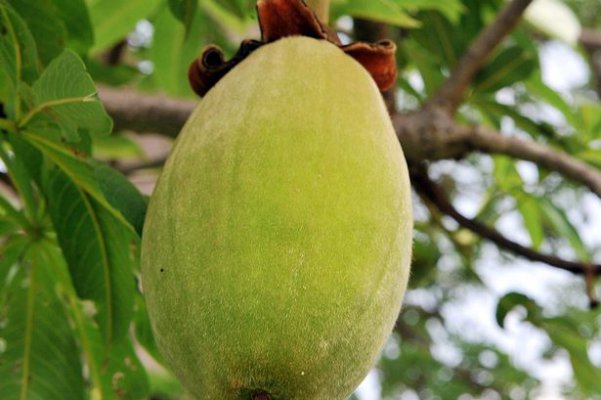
[141,36,412,400]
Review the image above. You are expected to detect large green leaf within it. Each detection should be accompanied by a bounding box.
[0,2,40,119]
[0,2,40,84]
[89,0,161,54]
[41,238,149,400]
[93,161,148,236]
[51,0,94,55]
[22,49,112,141]
[0,241,86,400]
[43,167,136,344]
[0,234,28,290]
[21,130,137,232]
[10,0,67,66]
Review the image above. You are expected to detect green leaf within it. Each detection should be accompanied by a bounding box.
[0,234,28,288]
[93,161,147,236]
[539,199,589,261]
[168,0,198,37]
[92,132,144,160]
[9,0,67,66]
[41,238,149,400]
[0,241,86,400]
[475,46,537,93]
[0,140,38,219]
[578,102,601,141]
[492,156,523,192]
[396,0,465,23]
[43,167,136,343]
[89,0,161,54]
[51,0,94,55]
[332,0,420,28]
[516,194,544,250]
[23,49,112,141]
[21,131,133,227]
[204,0,254,22]
[543,318,601,396]
[133,292,163,362]
[495,292,541,328]
[0,3,40,84]
[20,130,135,232]
[576,149,601,170]
[151,4,207,97]
[525,74,579,128]
[0,2,40,119]
[88,332,150,399]
[403,40,445,96]
[409,11,462,67]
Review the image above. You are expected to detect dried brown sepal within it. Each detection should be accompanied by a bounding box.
[343,40,397,92]
[188,0,397,97]
[188,40,262,98]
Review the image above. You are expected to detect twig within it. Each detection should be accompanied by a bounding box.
[427,0,534,114]
[410,165,601,276]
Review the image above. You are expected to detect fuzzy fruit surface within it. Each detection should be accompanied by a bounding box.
[141,37,412,400]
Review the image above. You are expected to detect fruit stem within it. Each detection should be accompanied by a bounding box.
[305,0,329,22]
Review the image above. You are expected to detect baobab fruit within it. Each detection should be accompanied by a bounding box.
[141,36,412,399]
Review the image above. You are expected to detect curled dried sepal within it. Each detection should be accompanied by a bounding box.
[188,0,398,97]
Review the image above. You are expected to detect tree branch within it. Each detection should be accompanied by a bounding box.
[393,111,601,200]
[410,164,601,276]
[580,29,601,49]
[427,0,534,114]
[97,86,601,201]
[98,86,196,137]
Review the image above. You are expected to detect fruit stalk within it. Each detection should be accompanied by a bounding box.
[304,0,329,22]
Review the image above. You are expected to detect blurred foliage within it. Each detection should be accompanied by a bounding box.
[0,0,600,399]
[564,0,601,29]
